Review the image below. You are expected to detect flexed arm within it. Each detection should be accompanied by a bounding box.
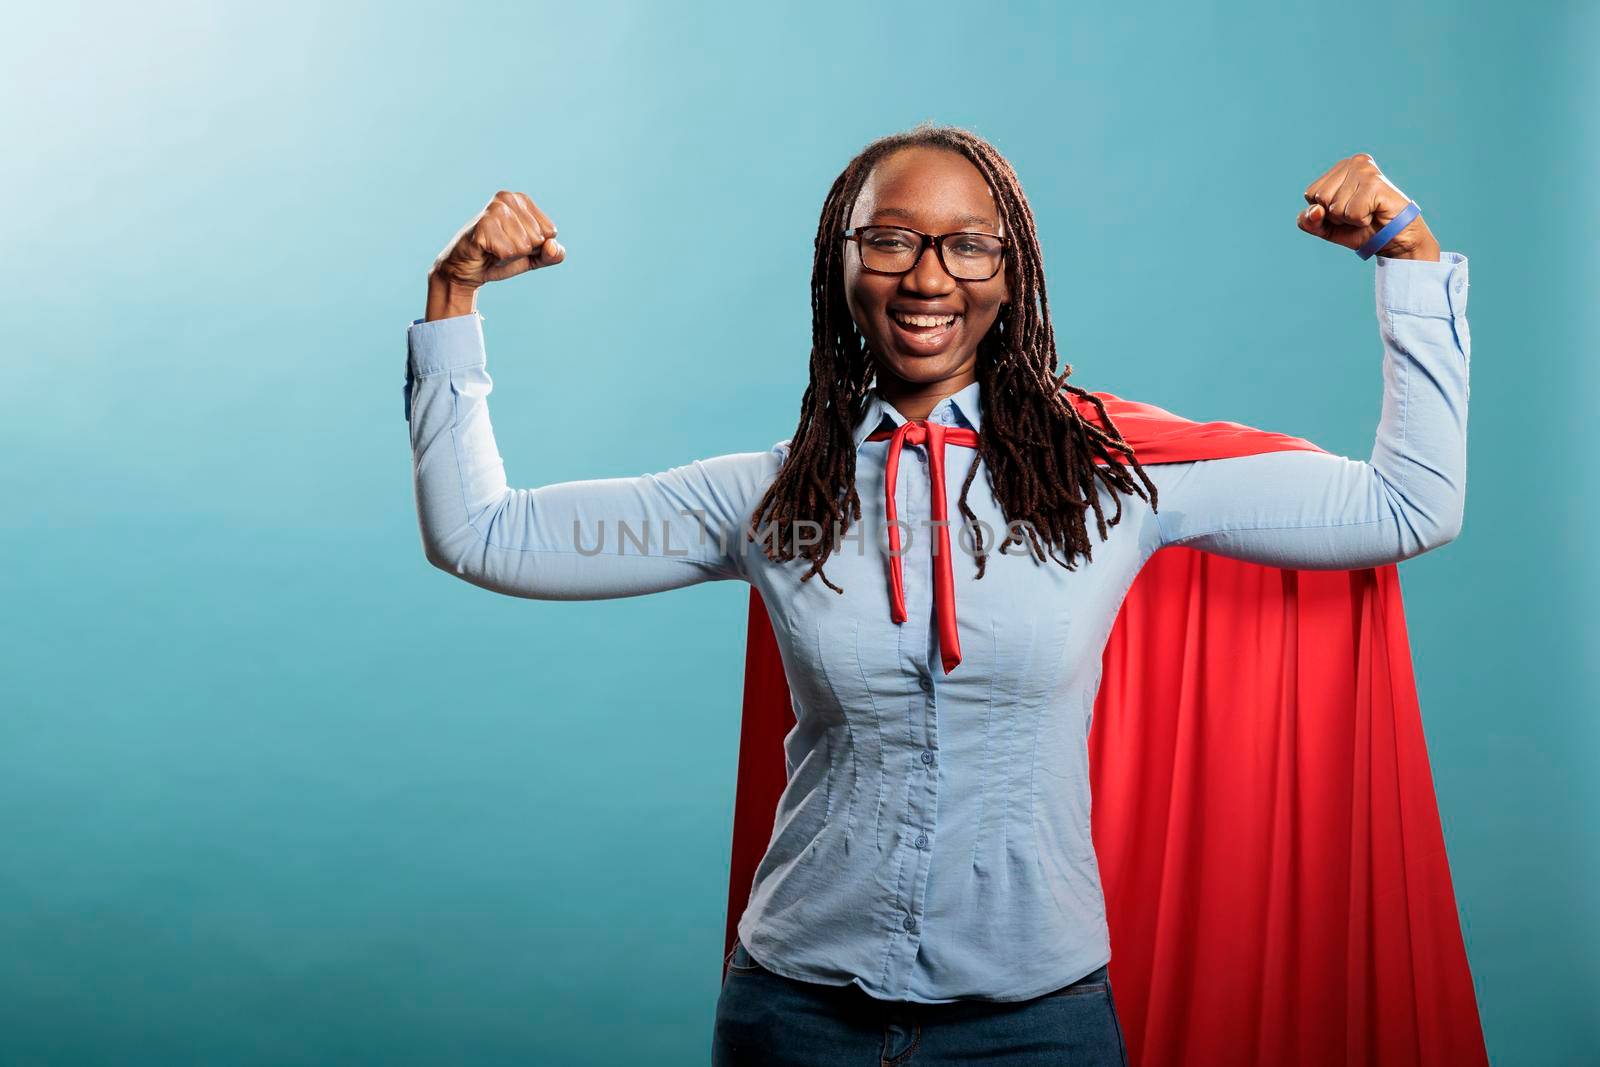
[1150,155,1470,570]
[405,192,779,599]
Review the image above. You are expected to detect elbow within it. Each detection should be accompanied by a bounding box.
[422,541,459,578]
[1374,465,1465,559]
[420,512,542,598]
[1412,497,1465,556]
[416,493,540,594]
[1425,507,1464,553]
[417,494,507,580]
[419,522,475,579]
[422,538,456,575]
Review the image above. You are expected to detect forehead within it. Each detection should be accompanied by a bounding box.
[849,145,1000,231]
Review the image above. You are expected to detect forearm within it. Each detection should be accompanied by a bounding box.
[1363,251,1470,549]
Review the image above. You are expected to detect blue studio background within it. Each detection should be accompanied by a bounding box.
[2,2,1594,1064]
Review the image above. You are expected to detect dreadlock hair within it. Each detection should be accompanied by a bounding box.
[746,122,1159,595]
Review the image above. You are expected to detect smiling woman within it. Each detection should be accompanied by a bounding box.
[402,122,1473,1065]
[843,150,1012,383]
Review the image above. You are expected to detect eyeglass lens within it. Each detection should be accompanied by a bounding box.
[857,226,1003,281]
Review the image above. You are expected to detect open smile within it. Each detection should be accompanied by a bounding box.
[887,309,964,355]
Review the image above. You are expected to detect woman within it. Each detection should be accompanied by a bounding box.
[402,124,1469,1065]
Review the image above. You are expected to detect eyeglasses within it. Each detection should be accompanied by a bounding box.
[841,225,1006,282]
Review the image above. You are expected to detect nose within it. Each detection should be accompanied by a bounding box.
[903,240,957,295]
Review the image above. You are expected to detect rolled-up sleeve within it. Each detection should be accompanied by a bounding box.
[404,313,783,599]
[1148,251,1470,570]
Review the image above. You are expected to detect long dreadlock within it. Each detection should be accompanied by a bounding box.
[747,122,1160,594]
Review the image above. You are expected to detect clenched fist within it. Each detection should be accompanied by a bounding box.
[425,191,565,320]
[1297,154,1440,261]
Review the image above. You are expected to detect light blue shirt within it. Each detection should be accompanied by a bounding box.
[402,252,1469,1003]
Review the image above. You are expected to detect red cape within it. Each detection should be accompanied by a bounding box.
[725,392,1488,1066]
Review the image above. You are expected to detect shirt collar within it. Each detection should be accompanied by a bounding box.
[850,378,984,451]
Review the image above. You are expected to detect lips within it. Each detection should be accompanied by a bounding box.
[886,310,963,355]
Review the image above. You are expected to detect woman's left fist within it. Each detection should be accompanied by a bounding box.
[1297,153,1440,260]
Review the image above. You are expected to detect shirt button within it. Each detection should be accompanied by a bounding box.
[902,915,918,932]
[919,676,933,694]
[920,750,935,766]
[915,832,929,849]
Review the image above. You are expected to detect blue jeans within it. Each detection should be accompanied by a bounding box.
[712,939,1130,1066]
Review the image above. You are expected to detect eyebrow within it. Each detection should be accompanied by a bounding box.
[871,206,997,230]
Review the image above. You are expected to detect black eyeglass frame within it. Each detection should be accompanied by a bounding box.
[840,225,1008,282]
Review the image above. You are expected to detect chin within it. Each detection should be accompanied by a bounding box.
[878,350,973,386]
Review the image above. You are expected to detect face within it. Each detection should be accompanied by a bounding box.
[843,145,1011,396]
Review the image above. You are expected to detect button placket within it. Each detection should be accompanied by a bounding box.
[899,667,940,979]
[898,576,940,984]
[892,792,934,968]
[874,416,950,990]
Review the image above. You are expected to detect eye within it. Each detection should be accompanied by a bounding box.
[867,234,913,252]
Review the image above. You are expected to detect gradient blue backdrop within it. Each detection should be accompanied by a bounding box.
[3,2,1594,1064]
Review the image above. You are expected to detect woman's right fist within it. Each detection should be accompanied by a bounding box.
[426,191,564,319]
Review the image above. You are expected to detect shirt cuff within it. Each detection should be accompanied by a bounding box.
[1375,250,1469,319]
[408,312,487,376]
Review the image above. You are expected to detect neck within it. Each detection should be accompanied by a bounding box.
[875,367,978,423]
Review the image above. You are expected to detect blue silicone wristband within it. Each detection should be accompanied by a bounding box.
[1356,200,1422,261]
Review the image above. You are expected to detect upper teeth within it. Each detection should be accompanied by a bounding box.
[893,312,958,327]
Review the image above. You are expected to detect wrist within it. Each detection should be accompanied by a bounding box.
[1379,220,1441,262]
[1380,243,1441,262]
[426,273,480,321]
